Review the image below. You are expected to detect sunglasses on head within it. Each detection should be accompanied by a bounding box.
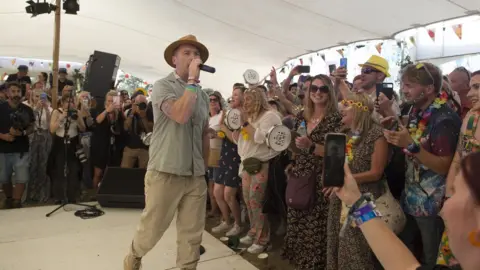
[361,68,379,75]
[310,85,329,93]
[416,63,435,85]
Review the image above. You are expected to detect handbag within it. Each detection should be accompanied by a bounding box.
[242,157,263,175]
[285,167,316,210]
[340,181,405,235]
[208,148,221,168]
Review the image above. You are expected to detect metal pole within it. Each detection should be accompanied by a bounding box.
[51,0,61,109]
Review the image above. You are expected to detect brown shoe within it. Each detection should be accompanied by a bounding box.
[124,253,142,270]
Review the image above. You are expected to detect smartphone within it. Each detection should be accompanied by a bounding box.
[113,96,121,107]
[40,92,47,100]
[376,83,394,100]
[328,64,337,75]
[297,65,311,74]
[340,58,348,68]
[322,133,347,188]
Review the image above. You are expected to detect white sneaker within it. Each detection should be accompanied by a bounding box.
[225,224,241,237]
[239,235,253,245]
[211,221,231,233]
[247,244,266,254]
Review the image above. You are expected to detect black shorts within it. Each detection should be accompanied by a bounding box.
[215,165,241,188]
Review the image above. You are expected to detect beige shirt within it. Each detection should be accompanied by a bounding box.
[237,110,282,174]
[148,72,209,176]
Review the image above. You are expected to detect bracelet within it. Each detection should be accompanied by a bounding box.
[353,209,382,227]
[186,84,197,93]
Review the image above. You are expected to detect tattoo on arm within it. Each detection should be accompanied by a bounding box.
[161,99,175,118]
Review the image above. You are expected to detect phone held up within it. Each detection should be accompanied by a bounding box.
[113,96,121,108]
[322,133,347,188]
[328,64,337,75]
[297,65,311,74]
[375,83,394,100]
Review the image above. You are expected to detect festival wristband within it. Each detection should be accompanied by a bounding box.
[406,141,421,154]
[351,202,376,217]
[186,84,198,93]
[353,209,382,227]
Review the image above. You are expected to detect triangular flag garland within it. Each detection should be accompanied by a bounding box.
[409,36,416,46]
[336,49,344,57]
[320,53,326,62]
[375,43,383,54]
[427,28,436,42]
[279,67,285,74]
[299,58,303,65]
[452,24,462,40]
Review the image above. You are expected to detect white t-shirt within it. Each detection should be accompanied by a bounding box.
[237,110,282,174]
[209,113,223,149]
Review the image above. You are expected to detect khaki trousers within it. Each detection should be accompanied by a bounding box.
[121,147,149,169]
[131,170,207,269]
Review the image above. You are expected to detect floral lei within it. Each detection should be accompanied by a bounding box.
[346,131,361,163]
[405,91,448,154]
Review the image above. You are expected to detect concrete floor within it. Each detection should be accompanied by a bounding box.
[0,205,258,270]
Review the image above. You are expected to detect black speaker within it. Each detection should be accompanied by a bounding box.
[83,50,121,110]
[97,167,145,209]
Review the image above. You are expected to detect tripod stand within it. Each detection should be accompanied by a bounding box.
[46,93,95,217]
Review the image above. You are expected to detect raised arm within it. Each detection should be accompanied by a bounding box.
[154,79,198,125]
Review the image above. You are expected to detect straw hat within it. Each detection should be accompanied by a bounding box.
[359,55,391,77]
[164,35,209,68]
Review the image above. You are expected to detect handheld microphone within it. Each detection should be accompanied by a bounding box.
[199,64,216,74]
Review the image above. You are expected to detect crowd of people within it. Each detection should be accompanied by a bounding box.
[1,34,479,270]
[0,65,154,207]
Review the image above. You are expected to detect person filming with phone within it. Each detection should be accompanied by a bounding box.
[0,82,35,209]
[24,89,53,203]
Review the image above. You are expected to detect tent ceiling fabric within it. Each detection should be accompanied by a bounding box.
[2,0,479,96]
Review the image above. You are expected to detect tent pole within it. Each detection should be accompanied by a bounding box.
[51,0,61,109]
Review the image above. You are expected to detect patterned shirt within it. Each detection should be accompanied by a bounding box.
[403,105,461,217]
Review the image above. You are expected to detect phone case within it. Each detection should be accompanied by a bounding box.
[322,133,346,187]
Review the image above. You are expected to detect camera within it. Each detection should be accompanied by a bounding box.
[138,102,147,110]
[10,108,31,131]
[75,147,87,163]
[68,109,78,120]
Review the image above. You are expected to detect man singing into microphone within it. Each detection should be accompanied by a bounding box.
[124,35,210,270]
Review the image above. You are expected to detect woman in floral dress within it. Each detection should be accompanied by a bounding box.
[281,74,342,269]
[326,93,391,270]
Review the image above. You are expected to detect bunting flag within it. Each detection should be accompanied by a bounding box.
[356,45,365,49]
[336,49,344,57]
[427,28,436,42]
[11,58,16,66]
[396,41,402,48]
[309,56,313,64]
[48,63,52,67]
[299,58,303,65]
[279,67,285,73]
[375,43,383,54]
[81,65,86,71]
[125,74,130,79]
[409,36,416,46]
[66,63,71,69]
[29,61,34,67]
[320,53,326,62]
[452,24,462,40]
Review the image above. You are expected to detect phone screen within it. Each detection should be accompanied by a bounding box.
[340,58,348,68]
[40,93,47,100]
[322,133,346,187]
[113,96,121,107]
[298,65,311,74]
[328,64,337,75]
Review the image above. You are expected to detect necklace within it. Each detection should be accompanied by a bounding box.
[406,92,448,155]
[346,131,361,163]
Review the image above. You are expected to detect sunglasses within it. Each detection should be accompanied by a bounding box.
[209,98,218,103]
[416,63,435,85]
[361,68,379,75]
[310,85,330,93]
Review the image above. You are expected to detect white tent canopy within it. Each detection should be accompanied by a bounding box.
[2,0,480,96]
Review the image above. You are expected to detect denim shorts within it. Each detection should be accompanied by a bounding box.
[207,167,220,182]
[0,153,30,184]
